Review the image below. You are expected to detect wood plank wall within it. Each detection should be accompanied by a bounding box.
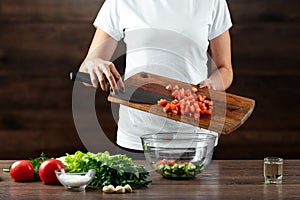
[219,0,300,159]
[0,0,299,159]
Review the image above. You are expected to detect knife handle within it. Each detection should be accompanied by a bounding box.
[70,71,113,92]
[70,72,93,85]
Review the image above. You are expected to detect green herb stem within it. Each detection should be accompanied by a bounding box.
[3,168,10,173]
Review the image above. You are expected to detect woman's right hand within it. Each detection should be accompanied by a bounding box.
[81,57,125,93]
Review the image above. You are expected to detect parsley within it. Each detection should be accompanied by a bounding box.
[29,152,48,181]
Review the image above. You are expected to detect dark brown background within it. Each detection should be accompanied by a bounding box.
[0,0,299,159]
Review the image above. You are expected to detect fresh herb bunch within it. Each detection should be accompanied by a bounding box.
[29,152,48,181]
[63,151,151,189]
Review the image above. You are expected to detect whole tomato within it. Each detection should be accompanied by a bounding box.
[38,159,65,184]
[10,160,34,182]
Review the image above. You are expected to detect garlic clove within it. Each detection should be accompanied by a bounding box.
[115,186,126,194]
[124,184,133,193]
[102,185,115,193]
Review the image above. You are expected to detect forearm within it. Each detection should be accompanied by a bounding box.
[79,29,118,73]
[203,30,233,91]
[207,64,233,90]
[78,28,123,92]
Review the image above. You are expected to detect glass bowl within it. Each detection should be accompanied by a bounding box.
[141,132,217,179]
[55,169,96,192]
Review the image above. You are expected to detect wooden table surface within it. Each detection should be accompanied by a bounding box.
[1,160,299,200]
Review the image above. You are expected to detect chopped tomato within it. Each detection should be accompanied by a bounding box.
[197,95,205,102]
[170,103,176,111]
[194,113,200,119]
[184,105,190,114]
[172,99,179,104]
[165,84,173,91]
[192,87,198,93]
[180,88,185,99]
[168,160,176,166]
[157,99,169,106]
[205,109,213,115]
[190,105,195,113]
[180,108,185,115]
[163,103,172,112]
[185,89,192,96]
[180,161,190,165]
[172,90,178,98]
[155,159,176,166]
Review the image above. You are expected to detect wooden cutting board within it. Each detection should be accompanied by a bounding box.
[108,72,255,135]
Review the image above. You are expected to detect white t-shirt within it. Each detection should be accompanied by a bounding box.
[94,0,232,150]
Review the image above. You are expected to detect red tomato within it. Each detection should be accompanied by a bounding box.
[38,159,65,184]
[10,160,34,182]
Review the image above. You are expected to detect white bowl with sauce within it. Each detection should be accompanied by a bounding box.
[55,169,96,192]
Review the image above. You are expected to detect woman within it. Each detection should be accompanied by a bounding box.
[79,0,233,151]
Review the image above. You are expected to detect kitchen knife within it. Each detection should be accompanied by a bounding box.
[70,72,173,104]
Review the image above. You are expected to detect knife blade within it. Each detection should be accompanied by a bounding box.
[70,72,173,104]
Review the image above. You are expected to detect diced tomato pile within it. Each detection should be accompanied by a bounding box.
[157,84,213,119]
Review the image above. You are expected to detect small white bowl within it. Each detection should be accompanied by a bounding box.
[55,169,96,192]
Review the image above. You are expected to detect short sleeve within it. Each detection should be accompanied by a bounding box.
[93,0,124,41]
[208,0,232,40]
